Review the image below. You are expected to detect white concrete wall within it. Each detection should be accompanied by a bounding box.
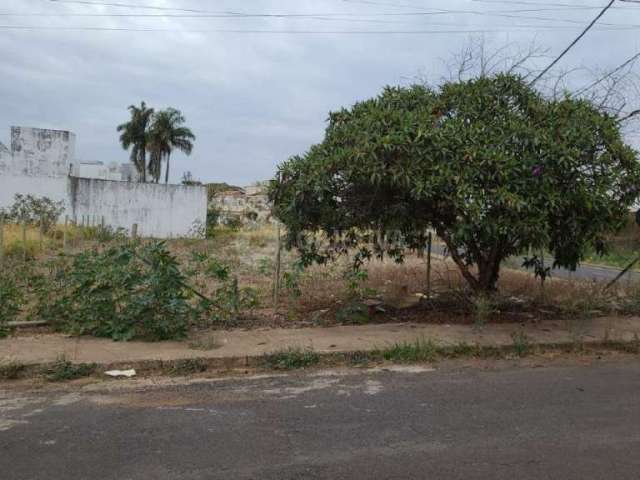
[69,177,207,238]
[9,127,75,177]
[0,142,11,177]
[0,174,69,212]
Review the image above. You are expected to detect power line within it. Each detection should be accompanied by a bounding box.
[1,24,635,33]
[47,0,228,14]
[472,0,632,8]
[11,7,636,18]
[3,4,631,30]
[530,0,616,85]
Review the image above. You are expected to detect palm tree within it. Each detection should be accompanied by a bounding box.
[117,102,154,183]
[147,108,195,184]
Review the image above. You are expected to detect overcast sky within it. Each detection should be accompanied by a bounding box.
[1,0,639,185]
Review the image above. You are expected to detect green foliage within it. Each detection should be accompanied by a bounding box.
[335,302,370,324]
[262,347,320,370]
[471,294,495,326]
[36,242,191,341]
[257,257,275,276]
[147,107,196,184]
[44,356,97,382]
[222,216,242,230]
[511,330,531,357]
[271,74,640,293]
[344,269,376,300]
[3,194,64,232]
[118,101,154,183]
[78,225,128,243]
[379,338,438,363]
[192,253,259,326]
[0,275,23,333]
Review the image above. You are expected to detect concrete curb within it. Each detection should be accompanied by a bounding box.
[4,338,639,383]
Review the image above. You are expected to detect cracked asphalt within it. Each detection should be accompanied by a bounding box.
[1,358,640,479]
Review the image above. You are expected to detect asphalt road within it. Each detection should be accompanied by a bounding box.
[2,360,640,479]
[430,243,640,283]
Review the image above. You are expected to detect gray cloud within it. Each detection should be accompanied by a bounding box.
[1,0,638,185]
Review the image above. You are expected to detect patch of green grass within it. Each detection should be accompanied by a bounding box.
[0,359,26,380]
[471,294,495,326]
[582,247,639,270]
[379,338,438,363]
[44,356,97,382]
[511,330,531,357]
[167,358,208,376]
[262,347,320,370]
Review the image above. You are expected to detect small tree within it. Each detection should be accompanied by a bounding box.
[147,108,195,184]
[117,101,154,183]
[270,74,640,293]
[6,194,64,232]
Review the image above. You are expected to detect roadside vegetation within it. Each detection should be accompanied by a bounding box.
[2,56,640,345]
[3,213,640,342]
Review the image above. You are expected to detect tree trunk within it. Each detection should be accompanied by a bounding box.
[165,153,171,184]
[139,148,146,183]
[477,261,500,293]
[476,244,503,293]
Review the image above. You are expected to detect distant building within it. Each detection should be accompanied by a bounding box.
[0,126,206,238]
[209,181,272,224]
[72,160,139,182]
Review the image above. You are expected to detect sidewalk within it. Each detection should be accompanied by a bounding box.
[2,317,640,367]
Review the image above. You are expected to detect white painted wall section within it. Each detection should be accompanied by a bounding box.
[69,177,207,238]
[8,127,75,177]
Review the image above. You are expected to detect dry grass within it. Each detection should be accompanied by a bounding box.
[3,221,636,329]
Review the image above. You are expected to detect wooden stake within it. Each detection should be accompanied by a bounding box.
[63,215,68,253]
[21,221,27,263]
[39,216,44,253]
[131,223,138,240]
[0,216,4,268]
[426,231,432,299]
[273,223,282,310]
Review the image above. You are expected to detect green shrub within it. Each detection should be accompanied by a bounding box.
[336,302,370,324]
[5,194,64,232]
[78,224,127,243]
[0,276,23,331]
[36,242,191,341]
[189,253,259,326]
[380,338,437,363]
[262,347,320,370]
[44,356,97,382]
[511,330,531,357]
[257,257,274,276]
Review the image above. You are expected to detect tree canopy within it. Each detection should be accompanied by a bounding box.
[117,101,154,183]
[118,103,194,183]
[270,74,640,293]
[148,108,195,184]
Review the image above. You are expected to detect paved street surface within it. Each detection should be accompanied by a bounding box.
[431,243,640,283]
[2,359,640,479]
